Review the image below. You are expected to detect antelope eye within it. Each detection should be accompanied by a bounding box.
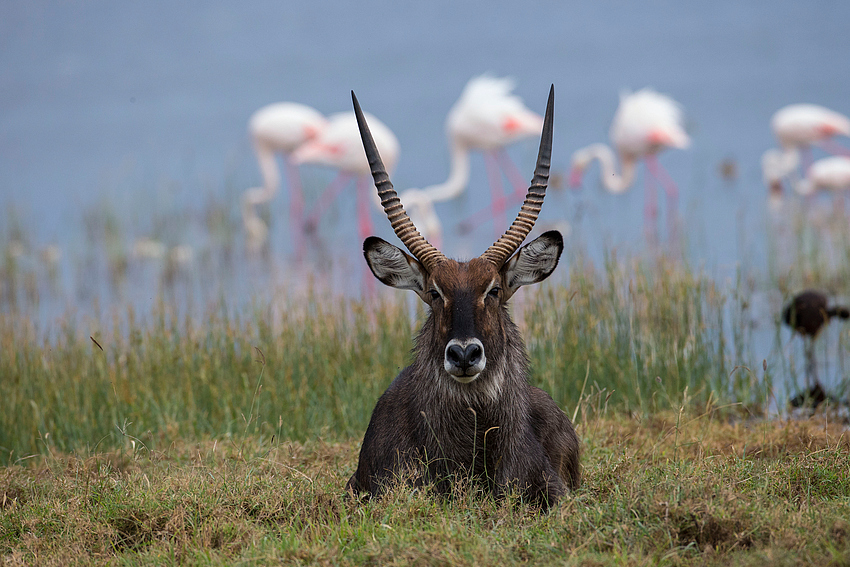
[428,289,441,301]
[487,286,501,299]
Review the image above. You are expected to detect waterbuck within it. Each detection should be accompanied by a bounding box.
[347,86,580,508]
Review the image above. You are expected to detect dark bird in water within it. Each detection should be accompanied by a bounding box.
[783,291,850,338]
[782,290,850,407]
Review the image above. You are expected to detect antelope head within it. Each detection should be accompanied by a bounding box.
[353,86,561,384]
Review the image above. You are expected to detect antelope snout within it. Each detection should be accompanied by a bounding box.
[444,338,486,382]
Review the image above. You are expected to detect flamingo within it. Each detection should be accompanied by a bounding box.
[778,156,850,215]
[244,102,327,253]
[569,88,690,237]
[767,155,850,207]
[399,187,443,247]
[292,111,400,243]
[761,104,850,199]
[795,156,850,198]
[772,104,850,157]
[408,75,543,237]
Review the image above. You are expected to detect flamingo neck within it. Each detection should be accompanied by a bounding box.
[791,174,815,196]
[420,140,471,202]
[246,142,282,204]
[581,143,637,194]
[363,173,385,212]
[241,198,268,247]
[762,147,801,183]
[400,188,443,246]
[762,148,814,196]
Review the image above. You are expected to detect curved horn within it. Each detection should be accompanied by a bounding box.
[481,85,554,267]
[351,91,447,272]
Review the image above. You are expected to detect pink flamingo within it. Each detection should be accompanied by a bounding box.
[395,187,445,249]
[772,104,850,161]
[569,88,690,238]
[416,75,543,237]
[292,111,400,243]
[244,102,327,253]
[798,156,850,196]
[762,104,850,201]
[782,156,850,215]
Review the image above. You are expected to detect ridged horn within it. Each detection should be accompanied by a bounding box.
[481,84,554,267]
[352,91,447,272]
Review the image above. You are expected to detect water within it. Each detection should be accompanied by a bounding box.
[2,1,850,395]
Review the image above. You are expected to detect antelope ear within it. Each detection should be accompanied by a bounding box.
[364,237,428,298]
[500,230,563,299]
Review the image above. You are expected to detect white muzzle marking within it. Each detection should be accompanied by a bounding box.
[444,338,486,383]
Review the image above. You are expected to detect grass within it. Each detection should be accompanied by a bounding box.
[1,252,777,464]
[527,253,742,416]
[0,293,411,464]
[2,411,848,565]
[3,199,850,564]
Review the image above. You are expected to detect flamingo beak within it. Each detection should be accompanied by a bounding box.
[647,128,690,149]
[302,124,321,140]
[817,123,842,138]
[292,142,343,165]
[568,167,584,190]
[647,130,668,146]
[502,116,522,134]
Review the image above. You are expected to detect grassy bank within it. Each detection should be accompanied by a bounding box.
[1,254,774,464]
[1,293,411,464]
[2,412,848,565]
[2,206,850,565]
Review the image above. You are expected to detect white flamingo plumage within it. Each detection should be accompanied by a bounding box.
[402,75,544,241]
[398,187,444,247]
[569,88,690,236]
[795,156,850,197]
[292,111,400,243]
[762,104,850,200]
[772,104,850,152]
[243,102,327,252]
[768,155,850,215]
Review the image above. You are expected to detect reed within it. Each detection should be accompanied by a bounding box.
[1,251,775,465]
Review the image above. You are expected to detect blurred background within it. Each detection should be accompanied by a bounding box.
[1,0,849,323]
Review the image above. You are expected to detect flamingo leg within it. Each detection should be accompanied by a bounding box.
[422,204,443,249]
[484,151,507,237]
[646,155,679,243]
[457,148,549,235]
[355,175,373,241]
[304,172,354,232]
[800,146,814,171]
[643,164,659,241]
[458,151,512,236]
[457,203,491,235]
[431,232,443,250]
[835,190,846,217]
[283,155,305,260]
[357,175,375,297]
[495,147,531,199]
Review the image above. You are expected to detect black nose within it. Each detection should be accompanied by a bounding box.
[446,343,483,370]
